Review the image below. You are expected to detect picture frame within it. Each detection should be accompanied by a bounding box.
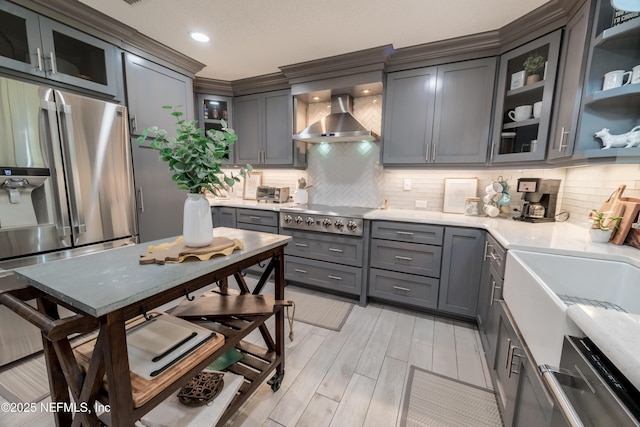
[510,70,526,90]
[243,171,262,200]
[443,178,478,214]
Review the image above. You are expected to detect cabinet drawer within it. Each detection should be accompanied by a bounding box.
[236,209,279,227]
[370,239,441,277]
[486,233,506,278]
[369,268,438,309]
[281,230,363,267]
[235,223,278,234]
[372,221,443,245]
[285,257,361,296]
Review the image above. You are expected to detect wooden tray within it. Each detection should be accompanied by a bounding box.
[73,313,225,408]
[611,197,640,245]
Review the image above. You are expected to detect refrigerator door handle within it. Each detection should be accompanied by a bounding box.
[41,97,72,244]
[56,94,87,241]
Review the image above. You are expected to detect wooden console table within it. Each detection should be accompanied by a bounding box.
[0,228,291,427]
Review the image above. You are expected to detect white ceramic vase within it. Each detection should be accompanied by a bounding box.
[183,193,213,247]
[589,228,611,243]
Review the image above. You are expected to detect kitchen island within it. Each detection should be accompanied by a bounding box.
[0,227,291,427]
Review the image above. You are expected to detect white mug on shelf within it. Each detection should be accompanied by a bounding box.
[632,65,640,85]
[483,204,500,217]
[533,101,543,119]
[602,69,632,90]
[508,105,532,121]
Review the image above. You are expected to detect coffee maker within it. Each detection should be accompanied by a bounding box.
[514,178,561,222]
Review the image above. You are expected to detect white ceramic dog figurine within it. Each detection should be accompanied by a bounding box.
[595,126,640,149]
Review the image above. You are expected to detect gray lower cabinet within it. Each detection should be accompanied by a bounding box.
[438,228,484,318]
[212,207,236,228]
[492,301,553,427]
[282,226,368,303]
[234,89,293,166]
[382,57,496,165]
[368,221,443,309]
[478,233,506,384]
[235,209,279,276]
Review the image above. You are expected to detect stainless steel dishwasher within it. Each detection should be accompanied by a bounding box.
[540,336,640,427]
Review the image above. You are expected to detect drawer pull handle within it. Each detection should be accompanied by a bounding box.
[249,216,261,221]
[294,268,308,274]
[396,231,414,236]
[393,285,411,292]
[328,275,343,280]
[490,253,501,262]
[295,243,308,247]
[395,256,413,261]
[328,248,343,253]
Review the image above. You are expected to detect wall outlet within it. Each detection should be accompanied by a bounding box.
[415,200,427,208]
[403,179,412,191]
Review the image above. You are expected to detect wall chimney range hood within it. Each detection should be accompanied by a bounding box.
[293,94,378,143]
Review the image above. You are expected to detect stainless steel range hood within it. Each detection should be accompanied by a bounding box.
[293,94,378,143]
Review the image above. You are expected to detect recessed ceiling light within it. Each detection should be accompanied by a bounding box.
[190,32,210,43]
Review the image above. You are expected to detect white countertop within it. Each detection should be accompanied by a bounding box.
[210,200,640,267]
[567,305,640,391]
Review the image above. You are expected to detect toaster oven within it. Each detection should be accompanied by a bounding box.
[256,186,289,203]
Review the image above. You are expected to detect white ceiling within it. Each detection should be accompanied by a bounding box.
[78,0,549,81]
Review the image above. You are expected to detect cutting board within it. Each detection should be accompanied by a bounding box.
[140,237,238,265]
[73,312,225,408]
[597,184,626,214]
[611,197,640,245]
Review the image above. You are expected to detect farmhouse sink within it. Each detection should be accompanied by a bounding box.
[503,250,640,367]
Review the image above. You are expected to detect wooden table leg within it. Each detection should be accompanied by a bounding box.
[274,249,285,374]
[37,298,73,427]
[101,310,135,426]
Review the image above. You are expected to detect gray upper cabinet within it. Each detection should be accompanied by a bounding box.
[548,1,594,161]
[0,1,119,97]
[438,227,484,318]
[124,52,194,135]
[432,59,497,163]
[491,30,562,163]
[197,93,234,165]
[382,57,496,165]
[234,89,293,166]
[382,67,436,164]
[574,0,640,161]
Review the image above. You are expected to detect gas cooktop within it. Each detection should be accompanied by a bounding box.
[279,204,375,218]
[279,205,375,236]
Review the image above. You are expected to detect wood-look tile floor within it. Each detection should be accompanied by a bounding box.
[0,282,493,427]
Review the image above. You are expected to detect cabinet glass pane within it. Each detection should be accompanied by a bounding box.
[497,44,550,156]
[52,30,107,84]
[0,10,30,63]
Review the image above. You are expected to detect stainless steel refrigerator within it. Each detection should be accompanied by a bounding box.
[0,76,137,268]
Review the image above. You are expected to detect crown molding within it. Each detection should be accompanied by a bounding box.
[194,78,234,96]
[386,31,501,72]
[280,45,394,85]
[231,73,291,96]
[11,0,205,77]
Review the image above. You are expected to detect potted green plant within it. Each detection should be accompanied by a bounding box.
[588,209,622,243]
[138,106,252,247]
[523,53,546,84]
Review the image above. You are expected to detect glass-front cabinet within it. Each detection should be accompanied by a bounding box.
[490,30,561,163]
[0,0,118,96]
[574,0,640,160]
[197,93,234,165]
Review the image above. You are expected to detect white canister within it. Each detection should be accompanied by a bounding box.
[293,189,308,204]
[533,101,543,119]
